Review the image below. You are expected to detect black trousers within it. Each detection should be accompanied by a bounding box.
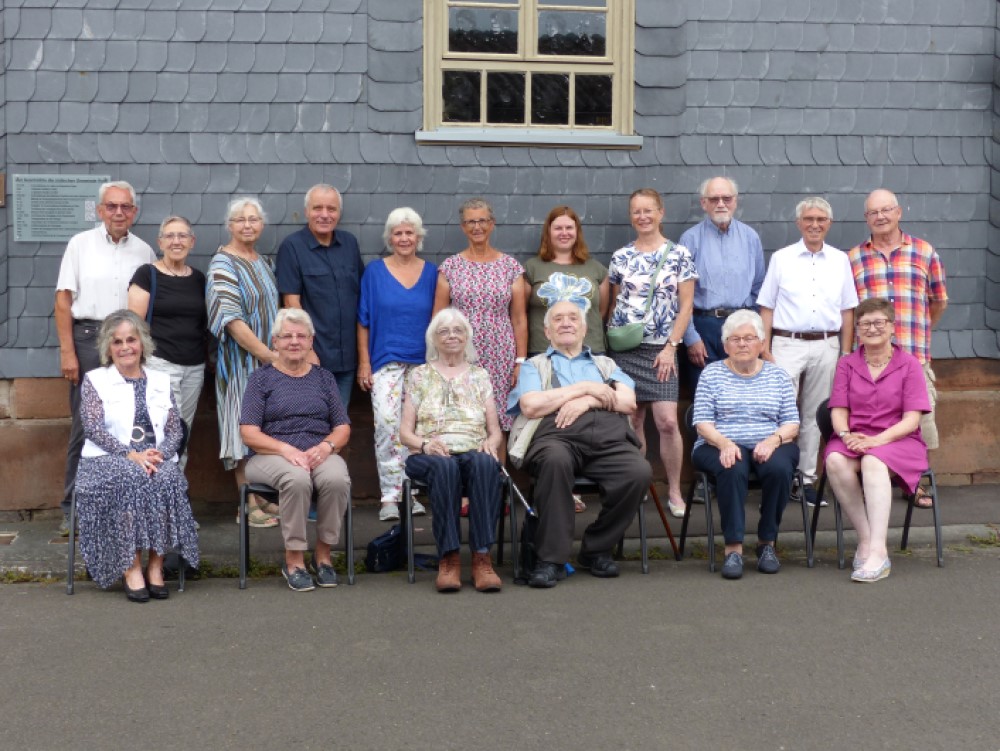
[62,320,102,514]
[525,410,651,564]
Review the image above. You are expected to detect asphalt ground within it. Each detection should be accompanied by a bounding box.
[3,542,999,751]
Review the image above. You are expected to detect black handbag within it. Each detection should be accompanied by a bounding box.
[365,524,403,572]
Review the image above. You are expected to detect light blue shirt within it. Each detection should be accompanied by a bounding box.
[679,217,765,346]
[507,346,635,416]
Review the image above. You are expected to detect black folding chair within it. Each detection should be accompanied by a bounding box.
[238,482,355,588]
[808,399,943,568]
[679,405,810,572]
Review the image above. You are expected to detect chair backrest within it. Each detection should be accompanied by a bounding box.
[682,403,697,440]
[815,399,833,441]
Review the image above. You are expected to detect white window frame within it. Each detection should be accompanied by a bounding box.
[418,0,641,148]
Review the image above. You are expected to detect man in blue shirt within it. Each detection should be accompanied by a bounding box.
[679,176,766,386]
[509,301,651,588]
[276,184,363,408]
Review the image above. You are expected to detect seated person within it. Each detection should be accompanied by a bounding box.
[75,309,200,603]
[400,308,505,593]
[240,308,351,593]
[509,300,651,588]
[823,297,931,583]
[691,310,800,580]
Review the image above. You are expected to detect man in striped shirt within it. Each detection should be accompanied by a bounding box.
[847,189,948,504]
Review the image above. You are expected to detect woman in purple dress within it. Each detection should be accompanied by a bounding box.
[823,298,931,583]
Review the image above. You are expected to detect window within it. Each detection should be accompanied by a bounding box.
[419,0,639,148]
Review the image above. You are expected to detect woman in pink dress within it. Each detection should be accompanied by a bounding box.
[823,297,931,583]
[434,198,528,435]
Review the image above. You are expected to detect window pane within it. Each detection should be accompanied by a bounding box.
[540,0,606,6]
[448,8,518,54]
[443,71,481,123]
[486,72,526,124]
[531,74,569,125]
[574,74,612,126]
[538,11,606,56]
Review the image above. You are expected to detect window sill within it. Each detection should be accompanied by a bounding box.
[415,128,643,149]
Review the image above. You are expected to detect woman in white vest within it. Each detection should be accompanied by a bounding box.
[75,309,199,602]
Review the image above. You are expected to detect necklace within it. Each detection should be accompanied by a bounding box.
[864,350,892,368]
[158,262,189,277]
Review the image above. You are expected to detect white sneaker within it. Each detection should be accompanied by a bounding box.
[379,503,400,522]
[411,499,427,516]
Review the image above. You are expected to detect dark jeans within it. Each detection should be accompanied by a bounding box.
[62,321,103,514]
[525,410,651,564]
[680,314,728,393]
[329,369,355,411]
[692,441,799,545]
[405,451,503,556]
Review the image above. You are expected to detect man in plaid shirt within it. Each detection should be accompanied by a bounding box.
[848,189,948,504]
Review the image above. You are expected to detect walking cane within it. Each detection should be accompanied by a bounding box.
[647,483,680,559]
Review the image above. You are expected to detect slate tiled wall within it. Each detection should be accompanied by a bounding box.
[0,0,998,377]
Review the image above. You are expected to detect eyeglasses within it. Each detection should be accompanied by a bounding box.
[275,332,311,341]
[103,202,136,213]
[436,327,467,337]
[159,232,193,241]
[462,218,492,228]
[726,335,760,345]
[631,208,660,217]
[799,216,831,225]
[856,319,890,331]
[705,195,735,205]
[864,206,898,219]
[230,216,262,226]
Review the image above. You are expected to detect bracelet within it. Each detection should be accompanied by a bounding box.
[323,439,336,452]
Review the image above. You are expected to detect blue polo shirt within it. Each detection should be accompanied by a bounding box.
[275,225,363,373]
[507,346,635,416]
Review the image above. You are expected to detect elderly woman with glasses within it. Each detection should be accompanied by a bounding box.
[823,297,931,583]
[691,310,800,580]
[128,216,208,472]
[399,308,505,594]
[207,197,282,527]
[240,308,352,592]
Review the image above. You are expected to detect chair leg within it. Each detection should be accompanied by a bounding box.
[496,478,507,566]
[508,477,519,582]
[809,475,827,566]
[646,483,680,560]
[901,491,916,551]
[639,497,649,574]
[239,484,249,589]
[346,498,356,585]
[703,476,716,573]
[66,490,77,595]
[178,556,185,593]
[679,480,696,559]
[927,471,943,567]
[795,473,814,568]
[834,495,845,570]
[403,479,415,584]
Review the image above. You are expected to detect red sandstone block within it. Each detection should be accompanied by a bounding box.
[12,378,70,419]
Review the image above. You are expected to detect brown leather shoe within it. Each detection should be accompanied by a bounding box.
[471,551,502,592]
[436,551,462,592]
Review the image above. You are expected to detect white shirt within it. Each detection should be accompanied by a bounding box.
[757,240,859,332]
[55,226,156,320]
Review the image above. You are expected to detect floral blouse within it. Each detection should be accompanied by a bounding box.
[608,241,698,344]
[405,363,494,454]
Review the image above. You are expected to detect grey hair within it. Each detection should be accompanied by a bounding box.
[383,207,427,252]
[98,180,137,205]
[425,308,477,363]
[795,197,833,221]
[225,196,267,225]
[158,215,193,235]
[272,307,316,339]
[304,184,342,210]
[458,197,495,222]
[542,299,590,328]
[721,309,765,341]
[97,309,154,366]
[698,176,739,198]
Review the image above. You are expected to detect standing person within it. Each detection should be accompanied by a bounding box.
[54,180,156,536]
[434,197,528,435]
[206,197,281,528]
[276,184,363,409]
[127,215,208,472]
[758,198,858,506]
[356,208,438,522]
[524,205,609,356]
[678,177,766,386]
[847,189,948,508]
[607,188,697,518]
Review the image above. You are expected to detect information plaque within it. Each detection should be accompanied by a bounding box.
[12,174,111,242]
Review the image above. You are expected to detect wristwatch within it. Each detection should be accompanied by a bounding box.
[323,440,336,452]
[837,430,849,439]
[666,339,682,347]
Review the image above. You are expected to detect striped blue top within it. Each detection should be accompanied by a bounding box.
[691,360,799,451]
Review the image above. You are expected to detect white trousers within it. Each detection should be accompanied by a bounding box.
[370,362,413,505]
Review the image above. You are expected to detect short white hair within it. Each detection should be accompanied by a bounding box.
[99,180,137,205]
[721,309,764,340]
[272,307,316,338]
[698,176,739,198]
[542,300,589,328]
[383,207,427,252]
[225,196,267,225]
[304,184,342,210]
[795,196,833,221]
[425,308,477,363]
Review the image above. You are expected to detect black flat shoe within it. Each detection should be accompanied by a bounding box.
[147,582,170,600]
[123,579,150,603]
[576,551,620,578]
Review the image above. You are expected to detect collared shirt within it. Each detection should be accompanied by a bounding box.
[847,231,947,364]
[56,226,156,320]
[507,345,634,415]
[757,240,858,332]
[275,225,363,372]
[678,217,766,346]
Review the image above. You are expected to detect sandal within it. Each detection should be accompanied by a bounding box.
[573,494,586,513]
[247,507,280,528]
[913,486,934,509]
[257,499,280,515]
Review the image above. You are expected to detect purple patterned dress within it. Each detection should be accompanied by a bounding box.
[439,253,524,431]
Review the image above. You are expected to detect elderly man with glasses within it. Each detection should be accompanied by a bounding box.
[678,176,766,388]
[54,180,156,536]
[847,189,948,507]
[757,197,859,507]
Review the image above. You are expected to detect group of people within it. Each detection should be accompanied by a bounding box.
[54,175,947,599]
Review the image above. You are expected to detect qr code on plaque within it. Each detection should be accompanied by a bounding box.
[84,201,97,222]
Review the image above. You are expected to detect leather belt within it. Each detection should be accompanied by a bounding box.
[73,318,101,327]
[771,328,840,341]
[693,307,742,318]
